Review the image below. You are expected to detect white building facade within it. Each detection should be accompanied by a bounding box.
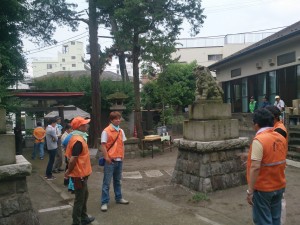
[32,41,86,78]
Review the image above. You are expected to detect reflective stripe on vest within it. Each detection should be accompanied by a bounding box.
[262,160,286,167]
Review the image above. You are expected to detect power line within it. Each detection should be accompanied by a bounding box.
[25,35,88,55]
[24,31,88,54]
[178,26,287,40]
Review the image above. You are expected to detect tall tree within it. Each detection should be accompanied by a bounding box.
[111,0,206,139]
[88,0,101,147]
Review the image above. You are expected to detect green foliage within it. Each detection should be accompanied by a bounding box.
[190,193,210,203]
[33,75,134,115]
[141,62,197,110]
[0,0,81,110]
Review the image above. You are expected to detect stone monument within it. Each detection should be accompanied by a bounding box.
[172,66,249,192]
[0,105,40,224]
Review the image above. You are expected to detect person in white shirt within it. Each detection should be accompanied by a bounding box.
[274,95,285,112]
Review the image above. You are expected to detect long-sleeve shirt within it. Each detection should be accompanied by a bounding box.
[46,125,58,150]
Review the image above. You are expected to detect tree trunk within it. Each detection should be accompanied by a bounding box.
[132,31,143,139]
[88,0,101,148]
[119,52,130,82]
[109,17,130,83]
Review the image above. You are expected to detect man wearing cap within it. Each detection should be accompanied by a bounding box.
[249,96,258,113]
[65,117,94,225]
[274,95,285,112]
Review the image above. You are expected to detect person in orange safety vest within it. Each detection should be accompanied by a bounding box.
[246,108,287,225]
[100,111,129,212]
[65,117,94,225]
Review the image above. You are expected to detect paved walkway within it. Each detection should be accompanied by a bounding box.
[23,148,300,225]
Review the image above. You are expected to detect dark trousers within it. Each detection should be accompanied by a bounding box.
[46,149,57,177]
[72,178,89,225]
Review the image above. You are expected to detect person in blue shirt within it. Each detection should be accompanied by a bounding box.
[261,95,271,108]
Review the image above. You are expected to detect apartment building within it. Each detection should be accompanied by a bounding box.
[32,41,86,78]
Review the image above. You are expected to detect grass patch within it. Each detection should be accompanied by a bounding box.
[189,192,210,203]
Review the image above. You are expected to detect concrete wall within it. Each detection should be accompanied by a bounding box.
[172,43,252,67]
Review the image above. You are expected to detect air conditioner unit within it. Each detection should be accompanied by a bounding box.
[268,58,275,66]
[256,62,262,69]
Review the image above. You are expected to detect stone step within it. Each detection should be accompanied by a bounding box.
[287,151,300,162]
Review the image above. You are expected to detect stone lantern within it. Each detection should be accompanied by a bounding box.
[107,91,128,112]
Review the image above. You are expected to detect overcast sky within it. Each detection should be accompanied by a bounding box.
[23,0,300,75]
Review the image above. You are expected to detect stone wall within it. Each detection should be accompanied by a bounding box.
[0,156,39,225]
[172,138,248,192]
[124,138,140,158]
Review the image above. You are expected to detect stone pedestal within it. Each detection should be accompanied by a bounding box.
[172,101,249,192]
[172,138,248,192]
[0,156,40,225]
[0,110,40,224]
[0,134,16,166]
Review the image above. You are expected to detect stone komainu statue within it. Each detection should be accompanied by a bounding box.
[194,66,224,102]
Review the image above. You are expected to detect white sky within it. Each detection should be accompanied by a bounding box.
[23,0,300,76]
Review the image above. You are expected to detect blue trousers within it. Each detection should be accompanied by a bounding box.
[101,161,123,205]
[252,188,285,225]
[46,149,57,177]
[32,142,45,159]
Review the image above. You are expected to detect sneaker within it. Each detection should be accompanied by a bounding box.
[81,216,95,225]
[101,204,108,212]
[116,199,129,204]
[40,157,44,160]
[58,168,65,172]
[46,176,56,181]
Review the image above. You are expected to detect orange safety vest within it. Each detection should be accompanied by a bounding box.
[274,121,288,139]
[103,125,124,159]
[33,127,46,143]
[65,135,92,177]
[247,129,287,192]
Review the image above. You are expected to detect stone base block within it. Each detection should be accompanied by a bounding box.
[183,119,239,141]
[189,103,231,120]
[172,138,249,193]
[0,134,16,166]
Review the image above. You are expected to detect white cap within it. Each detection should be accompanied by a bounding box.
[275,95,280,99]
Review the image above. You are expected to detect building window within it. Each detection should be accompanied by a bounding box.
[117,70,119,75]
[116,64,120,69]
[47,64,52,69]
[277,52,295,66]
[63,67,66,70]
[71,41,75,45]
[257,73,267,103]
[268,71,277,101]
[231,68,241,78]
[208,54,223,61]
[71,56,76,59]
[72,64,76,67]
[62,58,65,62]
[225,82,231,104]
[242,78,248,113]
